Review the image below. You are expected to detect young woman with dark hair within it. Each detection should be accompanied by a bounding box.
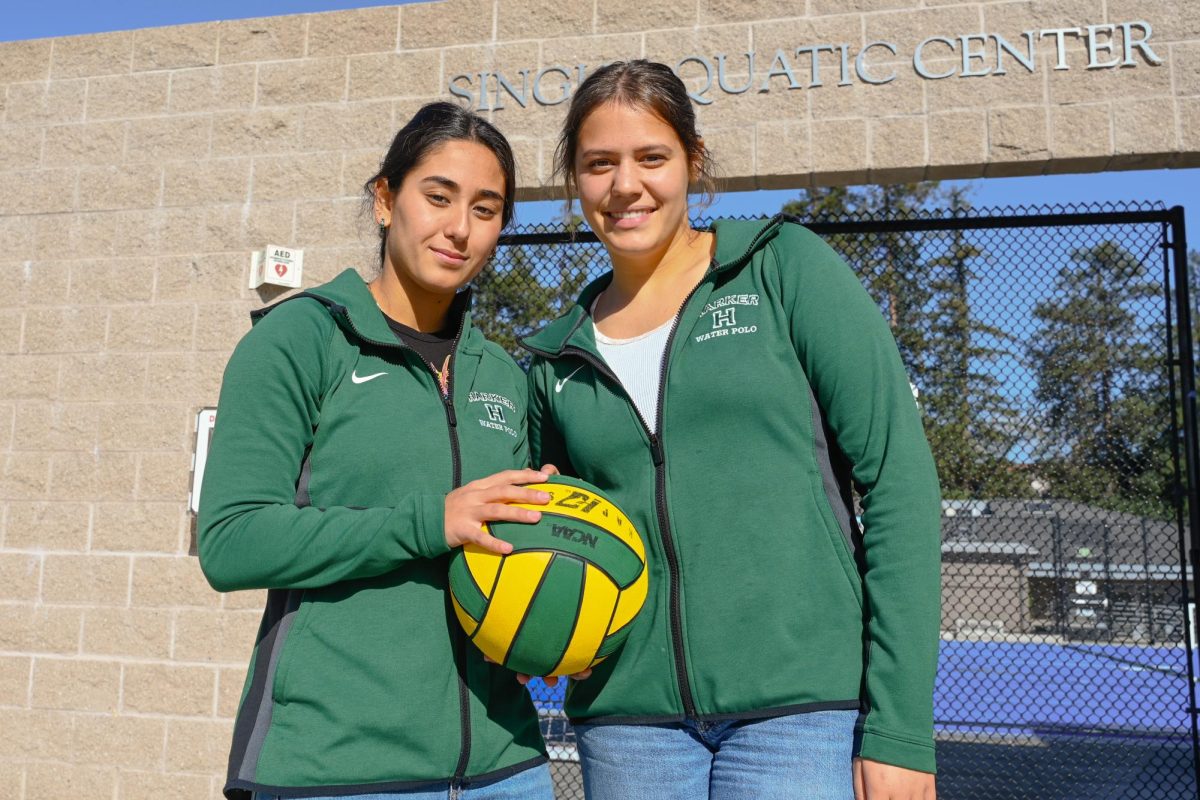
[198,102,555,800]
[524,61,942,800]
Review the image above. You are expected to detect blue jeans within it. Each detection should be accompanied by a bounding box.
[574,710,858,800]
[251,762,554,800]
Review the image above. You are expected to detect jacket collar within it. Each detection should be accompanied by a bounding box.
[710,213,784,269]
[521,215,785,357]
[252,268,481,355]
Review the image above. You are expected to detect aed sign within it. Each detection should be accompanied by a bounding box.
[250,244,304,289]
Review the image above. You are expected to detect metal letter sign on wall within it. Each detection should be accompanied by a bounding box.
[447,20,1164,109]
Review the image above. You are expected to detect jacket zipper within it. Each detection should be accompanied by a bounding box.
[333,303,474,780]
[651,290,699,719]
[444,376,473,780]
[540,225,776,721]
[440,315,472,782]
[561,277,704,719]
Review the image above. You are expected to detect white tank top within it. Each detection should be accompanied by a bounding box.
[592,303,675,433]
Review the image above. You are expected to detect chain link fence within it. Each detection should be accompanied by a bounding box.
[482,202,1197,800]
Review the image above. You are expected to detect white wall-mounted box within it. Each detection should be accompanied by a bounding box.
[250,245,304,289]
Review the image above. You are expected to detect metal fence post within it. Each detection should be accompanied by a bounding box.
[1166,206,1200,798]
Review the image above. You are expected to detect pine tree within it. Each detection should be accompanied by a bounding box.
[922,189,1025,498]
[1028,240,1166,514]
[1191,249,1200,356]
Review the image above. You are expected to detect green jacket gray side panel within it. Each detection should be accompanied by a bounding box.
[198,269,545,796]
[525,219,942,773]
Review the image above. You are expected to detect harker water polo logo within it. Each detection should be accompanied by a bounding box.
[695,294,760,343]
[469,391,519,438]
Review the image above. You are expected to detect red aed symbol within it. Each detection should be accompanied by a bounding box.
[274,262,287,277]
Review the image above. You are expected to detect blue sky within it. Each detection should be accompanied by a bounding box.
[0,0,407,41]
[4,1,1197,241]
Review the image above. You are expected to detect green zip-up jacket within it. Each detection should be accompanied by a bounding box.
[198,269,545,799]
[523,217,942,773]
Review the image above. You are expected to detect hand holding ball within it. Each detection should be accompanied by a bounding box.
[449,476,648,677]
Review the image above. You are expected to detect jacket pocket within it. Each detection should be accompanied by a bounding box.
[270,590,313,705]
[809,482,864,611]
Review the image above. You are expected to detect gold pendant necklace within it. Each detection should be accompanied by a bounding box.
[430,355,451,396]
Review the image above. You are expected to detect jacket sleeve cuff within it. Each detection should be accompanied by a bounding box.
[856,728,937,774]
[412,493,452,559]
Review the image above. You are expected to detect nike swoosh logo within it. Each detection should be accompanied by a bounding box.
[351,371,387,384]
[555,365,584,393]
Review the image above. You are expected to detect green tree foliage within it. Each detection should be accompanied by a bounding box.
[1028,241,1168,515]
[471,211,590,365]
[1191,249,1200,356]
[922,189,1025,499]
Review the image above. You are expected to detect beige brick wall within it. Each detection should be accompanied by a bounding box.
[0,1,1197,796]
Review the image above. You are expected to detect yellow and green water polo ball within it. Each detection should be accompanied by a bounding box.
[448,475,648,677]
